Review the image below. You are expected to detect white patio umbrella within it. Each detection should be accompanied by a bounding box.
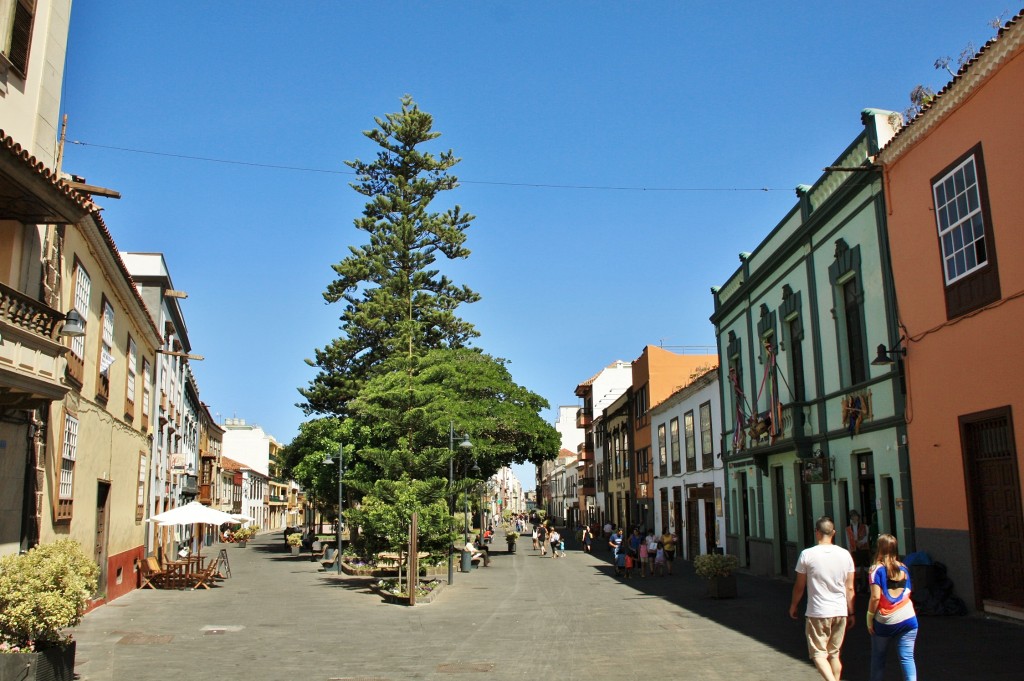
[149,501,237,527]
[230,513,254,524]
[148,502,238,563]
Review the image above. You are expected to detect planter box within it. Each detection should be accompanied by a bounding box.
[0,641,76,681]
[707,574,738,599]
[371,579,446,606]
[236,541,247,548]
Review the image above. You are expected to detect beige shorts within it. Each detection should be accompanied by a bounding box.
[804,616,847,659]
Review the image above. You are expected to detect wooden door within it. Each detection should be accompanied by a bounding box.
[963,409,1024,608]
[95,482,110,597]
[686,498,700,559]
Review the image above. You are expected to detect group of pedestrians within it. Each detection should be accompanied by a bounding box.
[530,523,565,558]
[606,526,677,579]
[789,514,919,681]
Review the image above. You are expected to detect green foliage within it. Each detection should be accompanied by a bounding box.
[693,553,739,579]
[300,94,479,416]
[346,477,455,559]
[0,539,99,651]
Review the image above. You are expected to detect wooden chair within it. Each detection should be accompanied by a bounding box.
[139,556,168,589]
[191,559,221,590]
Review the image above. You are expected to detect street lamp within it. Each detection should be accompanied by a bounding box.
[448,424,473,585]
[323,443,344,574]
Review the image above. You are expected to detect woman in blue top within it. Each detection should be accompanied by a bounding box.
[866,533,919,681]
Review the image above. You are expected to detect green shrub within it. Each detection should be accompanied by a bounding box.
[692,552,739,579]
[0,539,99,651]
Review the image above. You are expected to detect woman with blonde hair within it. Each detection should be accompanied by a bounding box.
[866,534,918,681]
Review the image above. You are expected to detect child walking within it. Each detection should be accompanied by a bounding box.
[653,542,667,576]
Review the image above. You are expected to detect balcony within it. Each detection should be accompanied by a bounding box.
[740,402,815,455]
[0,282,71,408]
[180,474,198,496]
[576,407,592,429]
[580,477,596,495]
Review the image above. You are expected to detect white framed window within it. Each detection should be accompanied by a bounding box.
[59,413,77,499]
[70,262,90,360]
[934,154,986,284]
[126,336,137,404]
[100,299,115,377]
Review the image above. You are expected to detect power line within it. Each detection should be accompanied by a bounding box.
[68,140,789,193]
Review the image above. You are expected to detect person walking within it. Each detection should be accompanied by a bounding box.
[846,510,871,593]
[637,537,649,577]
[581,525,593,554]
[788,516,856,681]
[549,529,561,558]
[867,534,918,681]
[537,524,548,556]
[531,526,539,551]
[661,528,678,575]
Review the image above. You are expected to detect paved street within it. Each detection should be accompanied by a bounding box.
[71,531,1021,680]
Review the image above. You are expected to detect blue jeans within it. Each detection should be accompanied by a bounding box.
[870,626,917,681]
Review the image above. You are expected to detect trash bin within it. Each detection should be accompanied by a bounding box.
[461,550,473,572]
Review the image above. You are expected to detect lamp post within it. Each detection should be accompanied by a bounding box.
[448,424,473,584]
[323,443,343,574]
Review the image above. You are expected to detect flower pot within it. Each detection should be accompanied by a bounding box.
[0,641,76,681]
[707,574,737,599]
[506,541,517,553]
[237,540,247,548]
[290,546,300,556]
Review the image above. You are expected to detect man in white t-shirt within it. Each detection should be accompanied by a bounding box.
[788,516,855,681]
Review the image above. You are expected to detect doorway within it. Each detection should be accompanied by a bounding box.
[962,408,1024,608]
[857,453,876,534]
[739,472,751,567]
[95,481,110,598]
[773,467,789,576]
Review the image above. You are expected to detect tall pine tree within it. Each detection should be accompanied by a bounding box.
[301,95,480,416]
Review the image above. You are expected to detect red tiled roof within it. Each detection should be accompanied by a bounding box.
[881,9,1023,152]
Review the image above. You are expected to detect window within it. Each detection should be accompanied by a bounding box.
[136,453,147,521]
[684,411,696,472]
[932,145,1000,318]
[125,336,137,420]
[96,298,115,401]
[670,417,680,474]
[700,402,713,469]
[0,0,34,77]
[634,384,649,424]
[67,261,90,382]
[657,424,667,476]
[55,411,77,521]
[829,240,868,387]
[935,154,986,283]
[141,358,152,431]
[788,316,806,402]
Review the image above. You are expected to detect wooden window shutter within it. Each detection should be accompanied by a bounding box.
[7,0,34,76]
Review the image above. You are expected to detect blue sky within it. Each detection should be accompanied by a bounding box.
[60,1,1013,489]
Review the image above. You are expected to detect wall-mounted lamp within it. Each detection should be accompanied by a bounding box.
[59,309,86,337]
[871,342,906,366]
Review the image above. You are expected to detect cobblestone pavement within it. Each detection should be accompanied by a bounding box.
[70,530,1021,680]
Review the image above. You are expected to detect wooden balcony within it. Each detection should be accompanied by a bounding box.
[576,407,592,429]
[0,282,71,408]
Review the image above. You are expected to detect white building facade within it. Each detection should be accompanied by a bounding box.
[650,368,725,560]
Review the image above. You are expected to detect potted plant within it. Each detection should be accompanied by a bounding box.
[692,552,739,598]
[287,533,303,555]
[505,529,519,553]
[232,526,258,547]
[0,539,99,681]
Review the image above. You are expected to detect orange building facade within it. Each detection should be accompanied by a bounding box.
[630,346,717,530]
[878,15,1024,613]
